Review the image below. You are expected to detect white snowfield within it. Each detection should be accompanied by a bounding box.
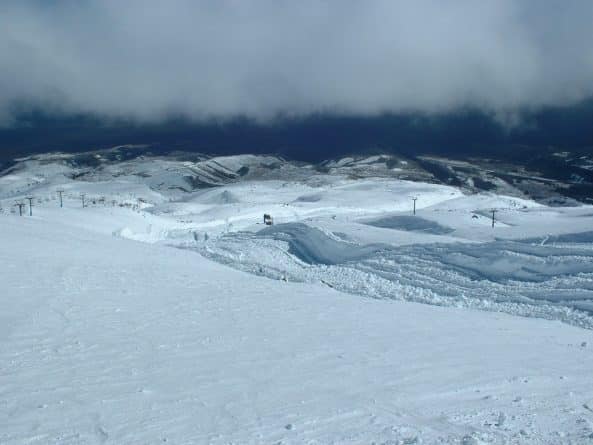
[2,153,593,443]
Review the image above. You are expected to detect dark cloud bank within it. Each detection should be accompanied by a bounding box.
[1,1,592,159]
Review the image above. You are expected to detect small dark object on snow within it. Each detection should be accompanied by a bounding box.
[472,214,479,219]
[264,214,274,225]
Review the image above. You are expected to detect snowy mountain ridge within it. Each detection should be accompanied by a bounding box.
[5,144,593,205]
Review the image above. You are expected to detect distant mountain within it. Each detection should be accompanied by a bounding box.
[2,145,592,205]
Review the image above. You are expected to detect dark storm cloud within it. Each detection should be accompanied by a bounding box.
[1,0,592,126]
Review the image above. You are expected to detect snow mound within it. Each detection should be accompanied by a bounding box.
[199,224,593,328]
[257,223,389,265]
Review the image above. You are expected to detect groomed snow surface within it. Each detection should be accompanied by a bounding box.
[2,160,593,444]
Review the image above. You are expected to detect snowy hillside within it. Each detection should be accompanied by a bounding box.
[2,151,593,443]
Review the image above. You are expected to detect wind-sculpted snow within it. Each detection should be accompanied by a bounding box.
[258,223,389,265]
[197,223,593,329]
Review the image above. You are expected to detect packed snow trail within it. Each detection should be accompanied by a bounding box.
[3,216,593,444]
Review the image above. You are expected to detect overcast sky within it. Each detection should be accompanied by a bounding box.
[1,1,592,126]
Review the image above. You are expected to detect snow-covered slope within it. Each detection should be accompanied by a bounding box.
[2,209,593,444]
[3,151,593,443]
[2,152,593,326]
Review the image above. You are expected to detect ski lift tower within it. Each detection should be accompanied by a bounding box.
[15,201,25,216]
[57,189,64,208]
[26,197,34,216]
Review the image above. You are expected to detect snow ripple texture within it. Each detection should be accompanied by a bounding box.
[193,223,593,329]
